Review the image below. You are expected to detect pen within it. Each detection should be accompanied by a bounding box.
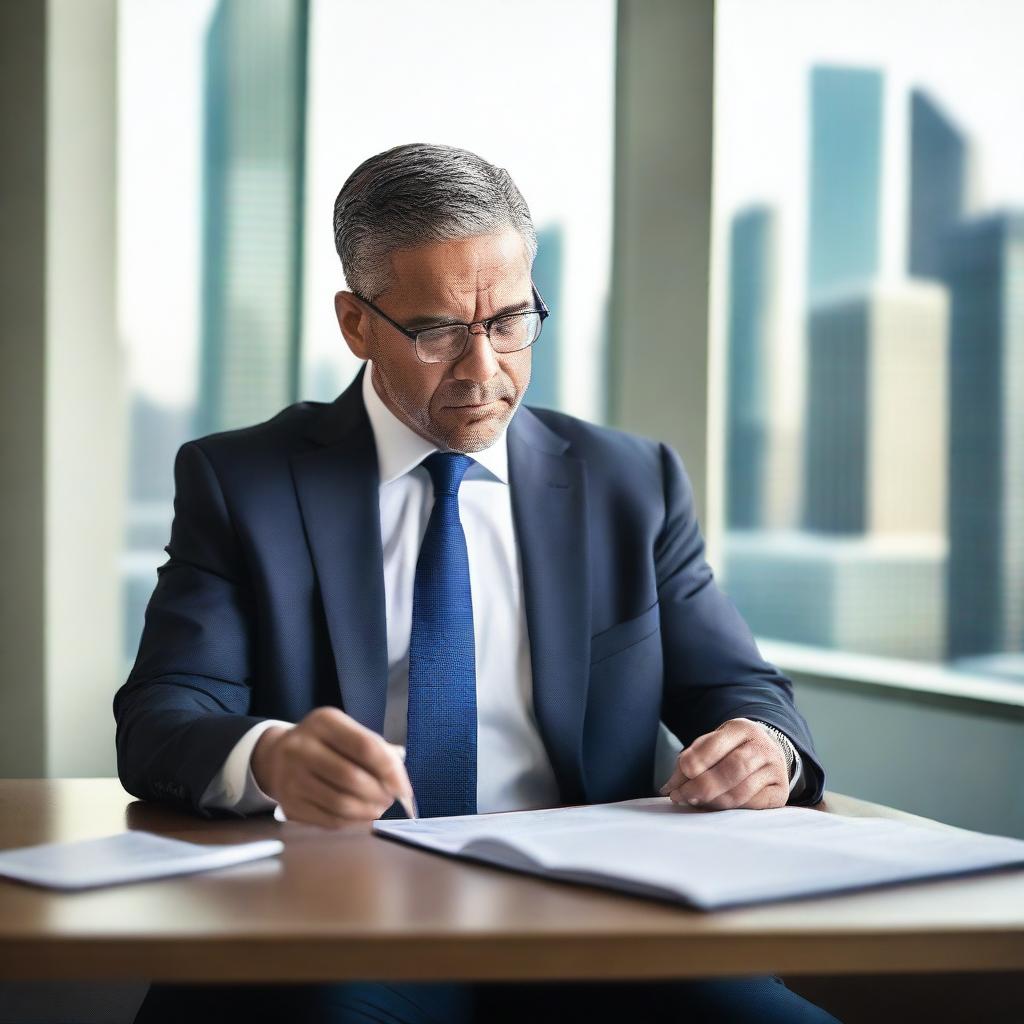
[389,744,419,821]
[399,791,419,821]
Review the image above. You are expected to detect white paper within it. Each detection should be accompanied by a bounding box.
[0,831,284,891]
[373,797,1024,910]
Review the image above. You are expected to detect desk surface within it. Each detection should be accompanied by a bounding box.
[0,779,1022,982]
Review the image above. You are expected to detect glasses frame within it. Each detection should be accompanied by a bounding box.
[351,281,550,364]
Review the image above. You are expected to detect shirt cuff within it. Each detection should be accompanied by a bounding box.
[198,718,295,814]
[738,718,806,799]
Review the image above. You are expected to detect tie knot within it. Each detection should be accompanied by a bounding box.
[422,452,474,497]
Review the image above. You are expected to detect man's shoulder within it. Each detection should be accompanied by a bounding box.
[522,404,666,467]
[182,400,327,470]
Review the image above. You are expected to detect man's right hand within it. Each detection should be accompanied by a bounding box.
[251,707,413,828]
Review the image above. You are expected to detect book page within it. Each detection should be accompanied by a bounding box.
[374,797,1024,909]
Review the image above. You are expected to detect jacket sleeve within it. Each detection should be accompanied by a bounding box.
[113,440,271,817]
[655,442,826,805]
[199,719,294,814]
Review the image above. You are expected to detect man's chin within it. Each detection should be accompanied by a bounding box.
[432,402,510,452]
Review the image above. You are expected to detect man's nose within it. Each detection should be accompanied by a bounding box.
[453,324,499,382]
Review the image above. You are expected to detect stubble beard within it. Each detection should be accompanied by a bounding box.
[371,352,527,454]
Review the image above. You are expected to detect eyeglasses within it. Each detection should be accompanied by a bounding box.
[351,281,550,364]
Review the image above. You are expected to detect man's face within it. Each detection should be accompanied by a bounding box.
[335,228,533,453]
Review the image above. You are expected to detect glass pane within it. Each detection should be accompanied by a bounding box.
[713,0,1024,679]
[119,0,307,668]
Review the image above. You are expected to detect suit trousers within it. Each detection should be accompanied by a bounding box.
[134,976,841,1023]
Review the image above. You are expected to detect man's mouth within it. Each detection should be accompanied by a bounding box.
[449,398,503,409]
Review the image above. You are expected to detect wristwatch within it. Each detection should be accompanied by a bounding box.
[755,721,796,779]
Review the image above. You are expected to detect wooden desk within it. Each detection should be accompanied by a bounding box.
[0,780,1022,983]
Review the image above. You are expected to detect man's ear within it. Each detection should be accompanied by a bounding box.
[335,291,371,360]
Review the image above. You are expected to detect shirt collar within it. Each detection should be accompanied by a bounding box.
[361,360,510,486]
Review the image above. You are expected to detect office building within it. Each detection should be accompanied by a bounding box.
[807,66,883,301]
[725,206,774,528]
[908,89,966,280]
[723,530,947,661]
[523,224,563,410]
[197,0,309,435]
[942,212,1024,659]
[803,280,948,535]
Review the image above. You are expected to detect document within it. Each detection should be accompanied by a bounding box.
[373,797,1024,910]
[0,831,284,891]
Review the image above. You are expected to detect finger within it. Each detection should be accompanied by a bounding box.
[281,783,388,827]
[741,780,788,810]
[670,741,767,806]
[660,725,748,793]
[660,728,737,792]
[660,746,703,794]
[297,735,396,806]
[278,795,347,830]
[296,766,393,820]
[659,752,690,794]
[308,708,413,800]
[702,763,779,811]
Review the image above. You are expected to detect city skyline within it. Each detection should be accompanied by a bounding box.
[722,52,1023,669]
[711,0,1024,526]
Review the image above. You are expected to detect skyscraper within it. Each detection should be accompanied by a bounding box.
[524,224,563,410]
[803,281,948,535]
[943,212,1024,659]
[908,90,966,280]
[726,281,951,662]
[807,66,883,301]
[725,206,774,528]
[198,0,309,435]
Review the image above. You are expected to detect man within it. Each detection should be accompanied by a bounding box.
[116,143,838,1023]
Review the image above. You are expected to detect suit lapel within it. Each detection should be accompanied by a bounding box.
[289,365,390,734]
[508,408,591,806]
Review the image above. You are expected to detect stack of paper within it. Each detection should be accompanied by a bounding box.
[373,797,1024,910]
[0,832,284,891]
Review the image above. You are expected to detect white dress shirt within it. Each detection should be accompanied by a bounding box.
[199,362,804,815]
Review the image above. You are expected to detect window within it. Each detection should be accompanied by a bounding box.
[713,0,1024,680]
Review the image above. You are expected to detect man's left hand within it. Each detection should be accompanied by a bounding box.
[658,718,788,811]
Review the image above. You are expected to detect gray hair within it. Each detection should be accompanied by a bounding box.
[333,142,537,300]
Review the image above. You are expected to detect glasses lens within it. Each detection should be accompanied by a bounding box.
[490,312,542,352]
[416,325,468,363]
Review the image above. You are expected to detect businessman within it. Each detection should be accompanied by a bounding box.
[116,143,838,1023]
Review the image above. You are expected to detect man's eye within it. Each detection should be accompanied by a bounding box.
[492,317,520,336]
[415,325,464,350]
[419,325,464,342]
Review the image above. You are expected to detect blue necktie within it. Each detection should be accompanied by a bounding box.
[398,452,478,818]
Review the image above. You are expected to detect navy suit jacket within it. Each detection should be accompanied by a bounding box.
[114,363,826,816]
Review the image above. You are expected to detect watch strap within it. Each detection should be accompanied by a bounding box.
[754,721,797,779]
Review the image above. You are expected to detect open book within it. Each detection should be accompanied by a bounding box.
[373,797,1024,911]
